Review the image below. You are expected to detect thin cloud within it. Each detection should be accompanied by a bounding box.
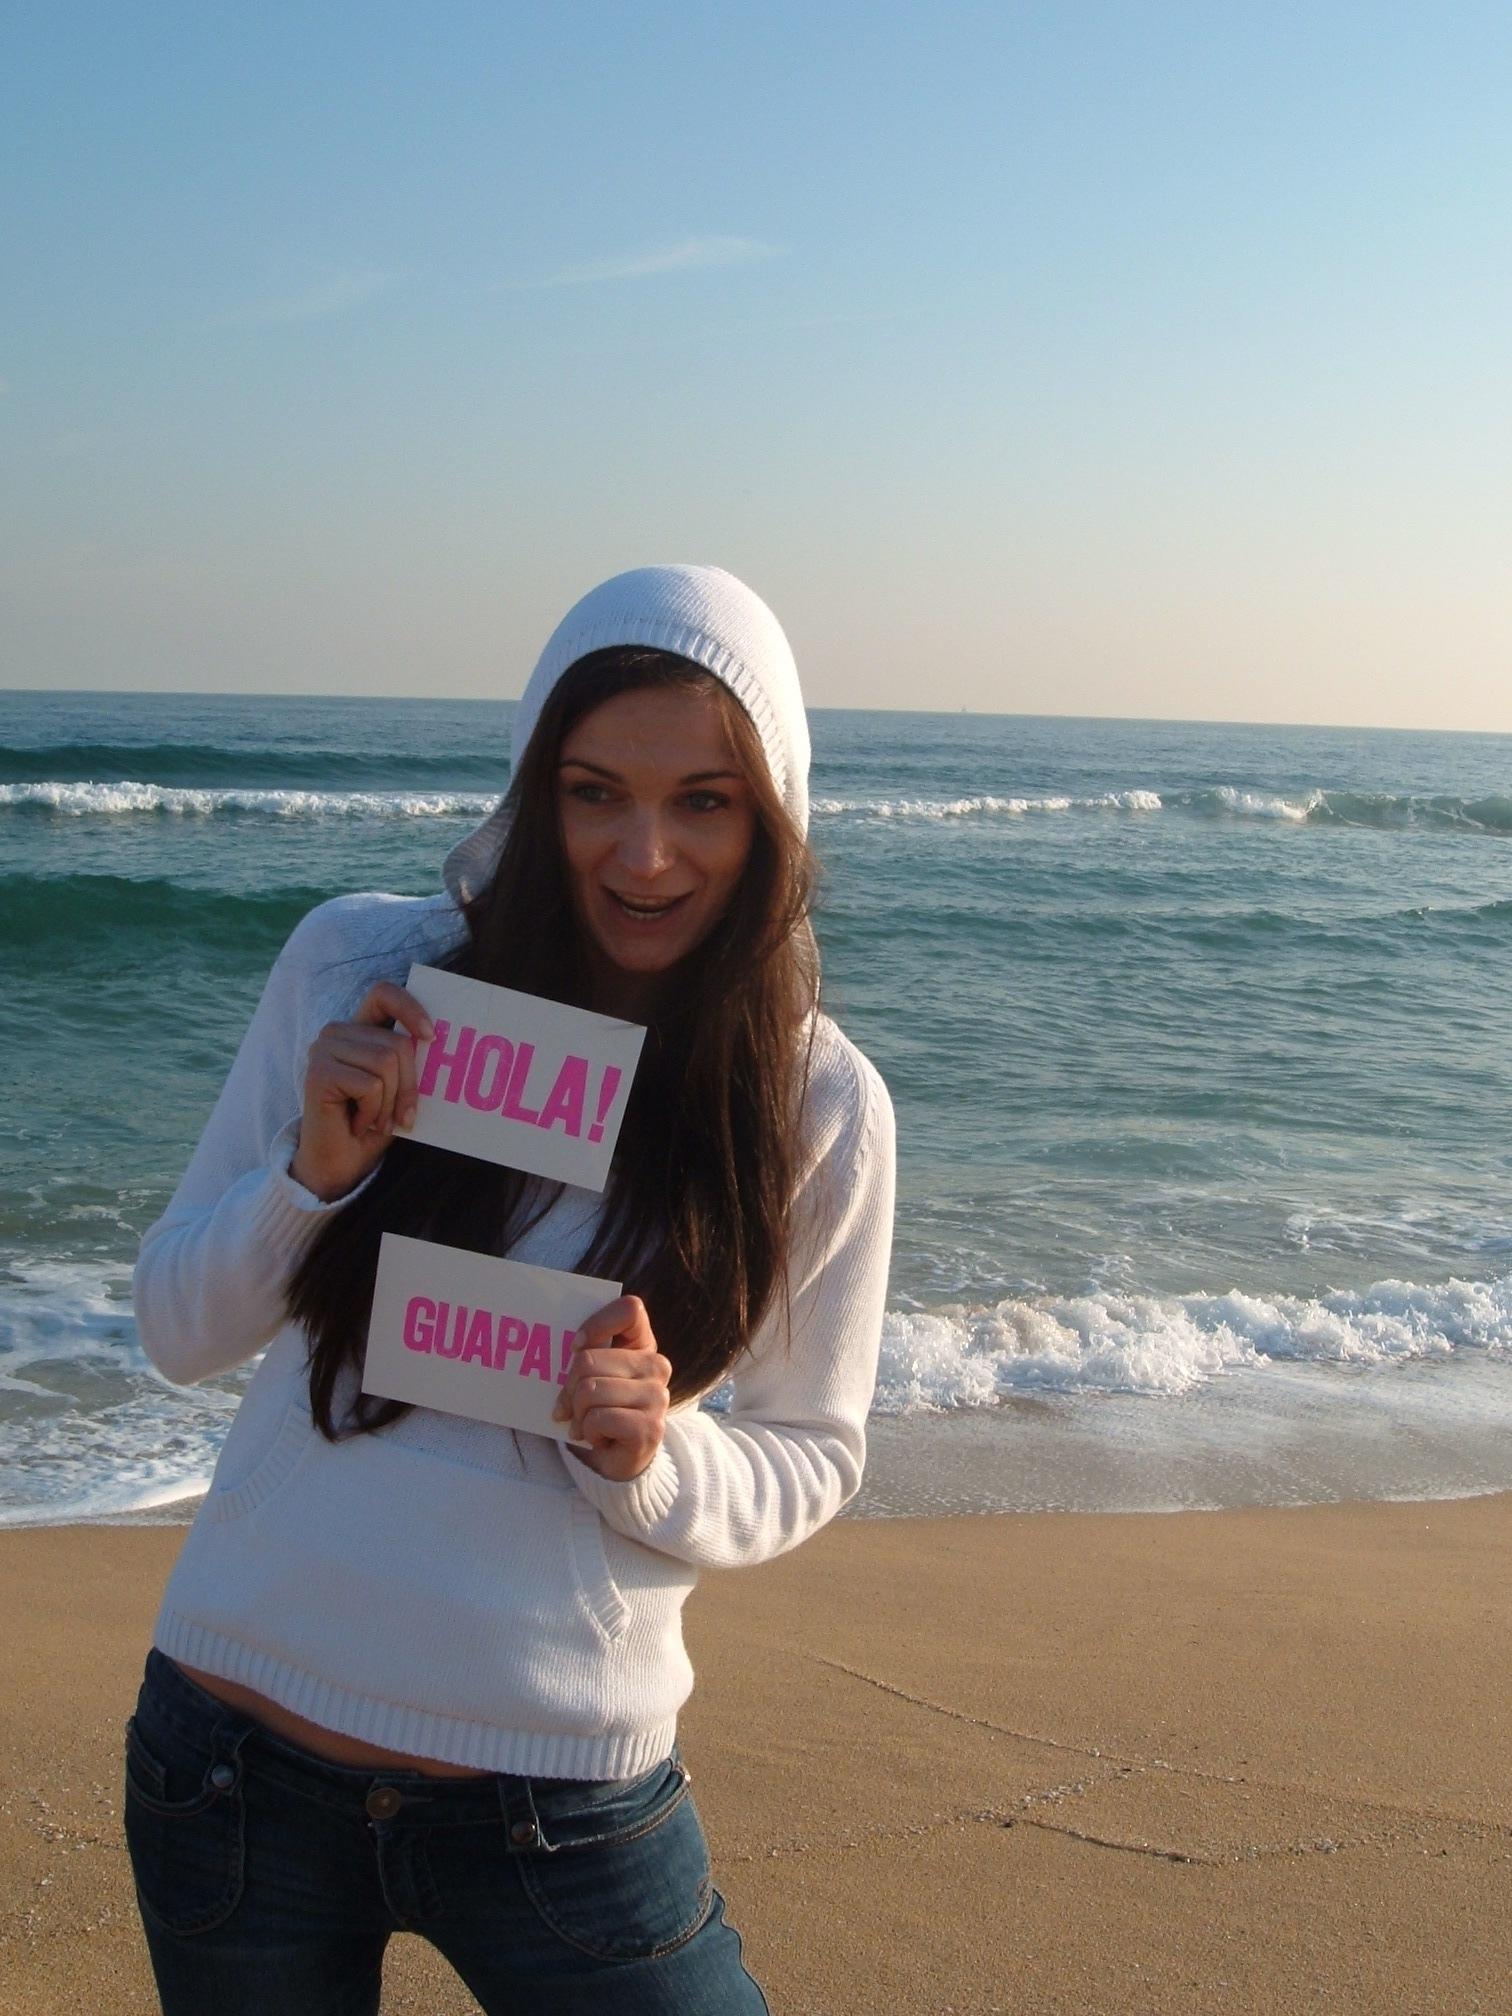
[210,270,396,329]
[510,236,780,290]
[561,304,924,359]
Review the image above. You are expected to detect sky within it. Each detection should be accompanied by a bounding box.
[3,2,1510,729]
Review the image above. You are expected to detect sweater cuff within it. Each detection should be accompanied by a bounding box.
[249,1118,382,1263]
[563,1434,682,1536]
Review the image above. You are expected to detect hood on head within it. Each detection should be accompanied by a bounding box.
[442,564,809,906]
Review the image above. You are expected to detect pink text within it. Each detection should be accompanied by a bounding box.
[403,1296,575,1383]
[417,1022,622,1143]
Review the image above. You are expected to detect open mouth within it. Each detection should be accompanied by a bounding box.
[605,890,691,922]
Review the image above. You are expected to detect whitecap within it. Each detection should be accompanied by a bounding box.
[868,1272,1512,1412]
[0,781,498,819]
[810,790,1162,821]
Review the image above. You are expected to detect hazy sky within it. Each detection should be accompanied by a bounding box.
[5,3,1510,728]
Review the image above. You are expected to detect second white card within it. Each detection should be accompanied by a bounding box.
[362,1231,622,1444]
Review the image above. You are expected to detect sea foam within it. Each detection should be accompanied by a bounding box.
[0,780,498,819]
[8,777,1512,834]
[868,1272,1512,1412]
[4,1254,1509,1523]
[0,1258,241,1526]
[808,785,1512,831]
[810,790,1162,819]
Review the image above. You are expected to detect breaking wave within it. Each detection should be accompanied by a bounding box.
[6,771,1510,836]
[811,786,1512,832]
[868,1272,1512,1412]
[0,780,499,819]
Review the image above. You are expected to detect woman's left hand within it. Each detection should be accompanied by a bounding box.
[552,1295,672,1481]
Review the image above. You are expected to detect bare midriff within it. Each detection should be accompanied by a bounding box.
[174,1663,492,1777]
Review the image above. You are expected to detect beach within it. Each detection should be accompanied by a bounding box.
[4,1494,1508,2015]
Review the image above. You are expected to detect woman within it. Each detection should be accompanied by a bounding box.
[126,563,896,2014]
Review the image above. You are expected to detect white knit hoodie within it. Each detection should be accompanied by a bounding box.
[136,566,896,1779]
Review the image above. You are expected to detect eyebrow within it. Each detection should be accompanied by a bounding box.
[558,757,744,785]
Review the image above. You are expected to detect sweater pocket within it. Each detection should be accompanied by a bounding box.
[183,1423,643,1709]
[200,1399,630,1642]
[202,1398,315,1525]
[374,1410,631,1648]
[346,1435,634,1652]
[566,1491,631,1646]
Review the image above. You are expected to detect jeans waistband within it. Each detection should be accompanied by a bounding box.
[138,1649,664,1835]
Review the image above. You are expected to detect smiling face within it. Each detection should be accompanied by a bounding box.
[556,683,760,1014]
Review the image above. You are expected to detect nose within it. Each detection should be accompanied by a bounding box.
[614,807,676,879]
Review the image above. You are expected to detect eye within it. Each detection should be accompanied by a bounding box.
[563,779,614,805]
[682,790,731,813]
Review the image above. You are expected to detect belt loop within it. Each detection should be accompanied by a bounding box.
[497,1773,552,1853]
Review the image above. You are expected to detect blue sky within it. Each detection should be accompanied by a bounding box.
[4,2,1510,727]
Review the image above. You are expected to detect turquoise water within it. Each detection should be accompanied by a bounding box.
[4,690,1511,1521]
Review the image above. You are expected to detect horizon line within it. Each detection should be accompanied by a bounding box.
[2,685,1507,740]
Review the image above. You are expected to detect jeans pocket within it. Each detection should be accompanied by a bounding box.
[516,1758,714,1962]
[122,1716,246,1936]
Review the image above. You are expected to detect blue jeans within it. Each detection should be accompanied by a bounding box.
[123,1650,769,2015]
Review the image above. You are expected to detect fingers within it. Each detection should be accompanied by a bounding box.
[572,1295,655,1353]
[347,983,433,1130]
[356,981,436,1046]
[308,985,435,1136]
[552,1355,670,1421]
[322,1032,410,1138]
[294,987,436,1198]
[568,1407,664,1461]
[564,1370,666,1412]
[551,1297,660,1432]
[365,985,433,1129]
[551,1311,671,1440]
[560,1346,672,1389]
[322,1058,393,1141]
[309,1014,426,1136]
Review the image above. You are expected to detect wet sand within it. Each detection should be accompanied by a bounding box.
[2,1495,1508,2013]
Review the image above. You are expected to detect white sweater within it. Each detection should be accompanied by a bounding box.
[135,890,896,1779]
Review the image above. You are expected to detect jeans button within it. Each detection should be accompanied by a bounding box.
[366,1786,404,1820]
[509,1819,537,1845]
[208,1763,237,1792]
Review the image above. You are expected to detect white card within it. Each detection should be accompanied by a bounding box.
[401,964,646,1193]
[362,1231,621,1443]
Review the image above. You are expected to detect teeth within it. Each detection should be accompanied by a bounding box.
[610,893,682,916]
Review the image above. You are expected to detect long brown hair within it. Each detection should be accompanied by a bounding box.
[287,648,821,1439]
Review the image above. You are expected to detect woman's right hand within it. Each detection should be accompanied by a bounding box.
[287,982,436,1203]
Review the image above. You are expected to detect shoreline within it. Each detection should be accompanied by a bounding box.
[5,1467,1512,1533]
[9,1364,1512,1530]
[3,1493,1508,2012]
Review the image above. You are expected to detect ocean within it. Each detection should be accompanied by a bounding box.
[4,690,1511,1525]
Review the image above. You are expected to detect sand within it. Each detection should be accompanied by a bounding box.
[2,1495,1508,2014]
